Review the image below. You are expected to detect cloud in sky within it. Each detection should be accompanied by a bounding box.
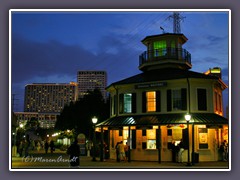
[12,35,97,83]
[11,10,230,112]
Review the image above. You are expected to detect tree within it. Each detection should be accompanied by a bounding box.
[25,117,40,130]
[55,88,110,139]
[12,112,18,130]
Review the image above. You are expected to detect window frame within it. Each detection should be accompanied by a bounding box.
[167,88,187,112]
[153,40,167,57]
[123,93,132,113]
[146,129,157,150]
[119,93,136,114]
[198,128,209,149]
[172,89,182,111]
[197,88,207,111]
[146,91,156,112]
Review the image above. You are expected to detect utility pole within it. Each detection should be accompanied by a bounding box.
[168,12,185,33]
[12,94,19,112]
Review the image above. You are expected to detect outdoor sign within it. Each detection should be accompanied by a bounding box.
[77,133,86,156]
[198,128,208,149]
[135,82,167,89]
[199,128,208,144]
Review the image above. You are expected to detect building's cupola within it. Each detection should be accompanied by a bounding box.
[139,33,192,71]
[138,12,192,72]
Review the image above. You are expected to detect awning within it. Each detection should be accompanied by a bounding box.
[96,113,228,127]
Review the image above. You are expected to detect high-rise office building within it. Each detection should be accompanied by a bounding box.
[77,71,107,100]
[24,82,78,113]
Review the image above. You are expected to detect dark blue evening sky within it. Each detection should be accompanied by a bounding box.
[10,10,230,114]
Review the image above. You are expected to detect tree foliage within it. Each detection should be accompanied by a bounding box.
[12,112,18,130]
[55,88,110,138]
[25,117,40,130]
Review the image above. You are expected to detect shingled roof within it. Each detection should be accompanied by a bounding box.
[108,68,218,88]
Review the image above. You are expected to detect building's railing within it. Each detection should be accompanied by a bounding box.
[139,48,191,67]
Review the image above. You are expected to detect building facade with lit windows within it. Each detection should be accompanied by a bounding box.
[21,82,78,129]
[24,82,78,113]
[77,71,107,100]
[96,32,229,163]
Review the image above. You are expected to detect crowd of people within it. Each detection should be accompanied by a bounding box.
[17,137,55,157]
[16,135,228,167]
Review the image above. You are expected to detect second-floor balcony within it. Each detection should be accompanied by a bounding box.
[139,48,191,69]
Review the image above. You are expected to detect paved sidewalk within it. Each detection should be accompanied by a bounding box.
[11,149,230,170]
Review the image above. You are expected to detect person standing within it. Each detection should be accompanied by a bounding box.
[219,141,228,161]
[24,136,30,157]
[225,142,229,161]
[102,142,108,161]
[170,141,178,162]
[124,142,129,161]
[49,140,55,153]
[67,139,80,168]
[177,139,184,163]
[31,140,35,150]
[36,141,41,152]
[44,140,49,154]
[115,142,120,162]
[118,141,126,161]
[18,140,24,157]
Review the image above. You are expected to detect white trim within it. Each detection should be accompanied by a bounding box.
[9,9,231,172]
[9,9,231,12]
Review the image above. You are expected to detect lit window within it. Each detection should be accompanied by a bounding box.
[119,93,136,114]
[218,94,222,113]
[123,129,129,145]
[124,94,132,113]
[153,41,166,57]
[147,129,156,149]
[146,91,156,112]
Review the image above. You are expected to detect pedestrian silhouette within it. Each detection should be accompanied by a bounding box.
[118,141,126,161]
[115,142,120,162]
[124,142,129,161]
[170,141,178,162]
[67,139,80,168]
[44,140,49,154]
[18,140,24,157]
[24,135,30,157]
[177,139,184,163]
[49,140,55,153]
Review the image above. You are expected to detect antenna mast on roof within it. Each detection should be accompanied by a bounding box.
[160,26,165,34]
[168,12,185,33]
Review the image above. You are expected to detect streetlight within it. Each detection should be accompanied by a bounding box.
[19,123,24,128]
[185,114,192,166]
[92,116,98,161]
